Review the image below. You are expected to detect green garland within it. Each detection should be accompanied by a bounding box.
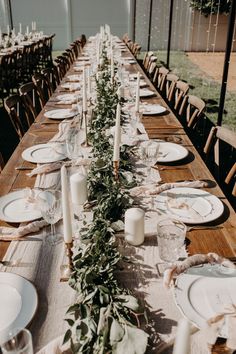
[64,47,149,353]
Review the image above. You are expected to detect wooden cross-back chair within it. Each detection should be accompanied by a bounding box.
[225,162,236,197]
[41,67,58,92]
[4,95,29,140]
[153,66,169,92]
[32,73,52,107]
[165,73,179,101]
[204,126,236,188]
[171,80,189,112]
[179,94,205,129]
[19,81,42,119]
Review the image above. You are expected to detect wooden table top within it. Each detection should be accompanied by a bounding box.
[0,45,236,263]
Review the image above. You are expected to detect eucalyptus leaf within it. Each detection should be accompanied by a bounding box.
[112,326,148,354]
[109,318,124,345]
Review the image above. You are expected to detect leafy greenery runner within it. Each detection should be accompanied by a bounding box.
[64,48,149,353]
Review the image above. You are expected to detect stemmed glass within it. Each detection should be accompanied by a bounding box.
[66,126,84,168]
[37,189,62,245]
[1,328,33,354]
[140,141,160,183]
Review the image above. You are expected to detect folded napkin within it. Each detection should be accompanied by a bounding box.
[36,335,71,354]
[27,159,91,177]
[148,180,208,195]
[130,184,158,197]
[0,220,48,240]
[163,252,236,288]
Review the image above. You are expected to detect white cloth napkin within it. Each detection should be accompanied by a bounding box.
[36,335,71,354]
[0,220,48,240]
[27,159,91,177]
[148,180,208,195]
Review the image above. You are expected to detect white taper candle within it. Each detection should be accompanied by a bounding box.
[135,72,140,112]
[113,103,121,161]
[61,165,73,243]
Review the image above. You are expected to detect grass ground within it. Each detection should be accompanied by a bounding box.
[144,50,236,130]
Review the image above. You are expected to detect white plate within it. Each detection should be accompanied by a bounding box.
[129,73,144,80]
[140,89,156,98]
[61,83,80,90]
[22,143,66,163]
[56,94,78,101]
[155,187,224,224]
[156,141,188,162]
[0,189,41,223]
[174,264,236,338]
[67,75,81,82]
[44,109,76,119]
[0,272,38,344]
[141,104,166,115]
[76,56,90,61]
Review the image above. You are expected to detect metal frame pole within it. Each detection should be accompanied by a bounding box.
[166,0,174,69]
[8,0,13,29]
[133,0,136,42]
[217,0,236,126]
[147,0,153,51]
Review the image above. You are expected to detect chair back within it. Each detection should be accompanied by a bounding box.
[32,73,52,107]
[165,73,179,101]
[172,81,189,111]
[4,95,27,139]
[225,163,236,197]
[19,82,40,119]
[179,94,205,129]
[153,66,169,91]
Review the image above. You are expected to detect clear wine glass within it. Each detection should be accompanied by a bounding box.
[37,189,62,245]
[140,141,160,183]
[1,328,33,354]
[66,126,84,169]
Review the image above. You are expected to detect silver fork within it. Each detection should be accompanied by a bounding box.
[0,258,21,266]
[186,225,221,232]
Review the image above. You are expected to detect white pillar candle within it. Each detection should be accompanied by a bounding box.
[135,72,140,112]
[82,67,87,112]
[61,165,73,243]
[70,172,88,205]
[113,103,121,161]
[125,208,145,246]
[173,318,191,354]
[26,26,29,35]
[19,23,22,34]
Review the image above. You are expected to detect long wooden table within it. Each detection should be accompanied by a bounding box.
[0,37,236,352]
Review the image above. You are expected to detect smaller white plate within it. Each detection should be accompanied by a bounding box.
[174,264,236,338]
[22,143,66,163]
[76,56,90,61]
[129,73,144,80]
[156,141,188,162]
[140,89,156,98]
[61,83,80,90]
[155,187,224,224]
[67,75,81,82]
[141,104,166,115]
[56,94,78,101]
[0,189,41,222]
[44,109,76,119]
[0,272,38,344]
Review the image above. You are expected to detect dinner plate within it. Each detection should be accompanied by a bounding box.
[129,73,144,80]
[61,82,80,90]
[56,94,78,102]
[44,109,76,119]
[0,189,41,222]
[140,89,156,98]
[140,104,166,115]
[174,264,236,338]
[22,143,66,163]
[156,141,188,162]
[155,187,224,224]
[0,272,38,344]
[67,75,81,82]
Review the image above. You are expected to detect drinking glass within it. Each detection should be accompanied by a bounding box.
[157,218,186,264]
[1,328,33,354]
[66,127,84,167]
[140,141,160,182]
[37,190,62,245]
